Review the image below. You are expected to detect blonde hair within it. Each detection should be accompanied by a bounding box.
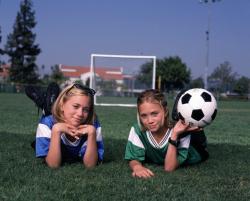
[52,83,95,125]
[137,89,171,131]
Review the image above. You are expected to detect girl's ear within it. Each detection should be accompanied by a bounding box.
[165,108,169,117]
[60,103,64,114]
[137,112,142,130]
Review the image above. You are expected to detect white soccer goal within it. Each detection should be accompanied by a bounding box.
[90,53,157,107]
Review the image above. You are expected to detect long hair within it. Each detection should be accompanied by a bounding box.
[137,89,171,131]
[52,83,95,125]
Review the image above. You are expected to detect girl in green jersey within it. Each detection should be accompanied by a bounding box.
[125,89,208,179]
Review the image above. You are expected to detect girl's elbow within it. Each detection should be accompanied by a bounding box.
[83,153,98,168]
[83,162,97,169]
[45,158,61,169]
[164,164,178,172]
[46,162,60,169]
[83,158,98,169]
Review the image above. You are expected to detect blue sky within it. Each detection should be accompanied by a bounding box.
[0,0,250,79]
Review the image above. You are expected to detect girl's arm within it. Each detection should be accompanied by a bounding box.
[78,125,98,168]
[45,124,63,168]
[45,123,75,168]
[83,130,98,168]
[164,120,200,172]
[129,160,154,178]
[164,129,180,172]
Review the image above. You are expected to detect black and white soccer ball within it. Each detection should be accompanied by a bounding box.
[177,88,217,128]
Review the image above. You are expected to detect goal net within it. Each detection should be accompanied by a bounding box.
[89,54,157,107]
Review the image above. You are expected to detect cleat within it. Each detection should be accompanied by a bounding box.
[43,82,60,116]
[25,85,45,109]
[172,89,187,121]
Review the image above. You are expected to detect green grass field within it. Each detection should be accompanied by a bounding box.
[1,93,250,201]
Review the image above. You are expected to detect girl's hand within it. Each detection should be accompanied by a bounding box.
[73,124,96,140]
[132,165,154,179]
[172,120,201,138]
[52,123,77,137]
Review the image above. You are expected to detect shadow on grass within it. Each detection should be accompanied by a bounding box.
[1,131,250,168]
[103,137,127,163]
[103,137,250,168]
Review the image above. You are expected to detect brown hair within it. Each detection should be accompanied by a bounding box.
[52,83,95,125]
[137,89,171,131]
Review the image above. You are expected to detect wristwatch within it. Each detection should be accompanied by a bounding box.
[168,137,179,147]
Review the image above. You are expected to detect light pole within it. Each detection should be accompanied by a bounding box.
[200,0,221,89]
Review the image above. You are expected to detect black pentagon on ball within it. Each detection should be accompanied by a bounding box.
[201,92,212,102]
[191,109,204,121]
[178,112,185,121]
[181,93,192,104]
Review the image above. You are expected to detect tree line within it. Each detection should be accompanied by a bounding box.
[0,0,249,96]
[137,58,250,95]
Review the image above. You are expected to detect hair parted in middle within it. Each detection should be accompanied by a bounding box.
[52,83,96,125]
[136,89,171,131]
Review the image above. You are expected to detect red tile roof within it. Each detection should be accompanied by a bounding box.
[60,65,124,81]
[0,64,10,79]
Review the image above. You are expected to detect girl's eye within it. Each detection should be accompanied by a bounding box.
[82,108,90,113]
[151,112,158,116]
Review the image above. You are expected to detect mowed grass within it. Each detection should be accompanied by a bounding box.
[0,93,250,201]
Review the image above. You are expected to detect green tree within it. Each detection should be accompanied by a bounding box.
[208,61,237,92]
[136,61,154,87]
[0,26,4,56]
[233,76,250,95]
[137,56,191,91]
[50,64,65,84]
[158,56,191,91]
[5,0,40,84]
[190,76,204,88]
[0,26,5,68]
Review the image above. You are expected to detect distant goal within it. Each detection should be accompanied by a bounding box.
[90,53,157,107]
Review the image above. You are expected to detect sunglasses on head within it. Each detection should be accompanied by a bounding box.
[70,83,96,96]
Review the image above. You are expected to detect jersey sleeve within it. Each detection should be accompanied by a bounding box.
[35,115,54,158]
[96,125,104,161]
[176,135,191,165]
[124,126,145,162]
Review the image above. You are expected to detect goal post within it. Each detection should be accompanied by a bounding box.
[90,53,157,107]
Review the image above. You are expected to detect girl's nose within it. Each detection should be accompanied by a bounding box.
[77,108,84,117]
[147,116,154,124]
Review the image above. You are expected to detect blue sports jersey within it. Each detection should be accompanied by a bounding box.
[35,115,104,161]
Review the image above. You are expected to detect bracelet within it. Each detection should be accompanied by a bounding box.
[168,137,179,147]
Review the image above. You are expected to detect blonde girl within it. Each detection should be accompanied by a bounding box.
[35,83,104,168]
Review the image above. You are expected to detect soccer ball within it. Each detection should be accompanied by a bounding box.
[177,88,217,128]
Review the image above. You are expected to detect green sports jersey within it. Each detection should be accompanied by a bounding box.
[125,123,201,165]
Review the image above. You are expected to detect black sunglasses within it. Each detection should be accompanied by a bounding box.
[71,83,96,96]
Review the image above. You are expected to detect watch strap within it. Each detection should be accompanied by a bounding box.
[168,137,179,147]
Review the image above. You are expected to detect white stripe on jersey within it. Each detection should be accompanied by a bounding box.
[128,127,145,149]
[179,135,191,148]
[146,129,171,149]
[61,126,102,147]
[61,133,82,146]
[145,128,190,149]
[159,129,171,147]
[36,123,51,138]
[146,131,159,148]
[96,127,102,141]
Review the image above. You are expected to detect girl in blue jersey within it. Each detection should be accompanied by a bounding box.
[125,89,208,178]
[35,83,104,168]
